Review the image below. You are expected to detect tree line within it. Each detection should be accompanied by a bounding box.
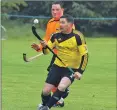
[1,1,117,36]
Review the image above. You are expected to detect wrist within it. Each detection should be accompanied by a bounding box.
[43,46,47,49]
[36,48,41,52]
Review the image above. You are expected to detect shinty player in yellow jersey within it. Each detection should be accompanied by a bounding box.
[38,15,88,110]
[31,1,74,108]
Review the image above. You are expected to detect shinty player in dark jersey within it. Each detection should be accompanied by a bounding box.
[38,14,88,110]
[31,2,75,108]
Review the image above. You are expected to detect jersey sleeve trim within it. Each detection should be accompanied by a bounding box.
[77,53,88,74]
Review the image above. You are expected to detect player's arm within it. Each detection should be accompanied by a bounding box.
[74,34,88,80]
[31,21,51,52]
[76,34,88,74]
[41,34,56,54]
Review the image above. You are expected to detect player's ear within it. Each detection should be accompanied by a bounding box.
[70,23,73,28]
[62,8,64,12]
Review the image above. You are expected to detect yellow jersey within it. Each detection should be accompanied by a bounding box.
[38,18,75,53]
[43,30,88,71]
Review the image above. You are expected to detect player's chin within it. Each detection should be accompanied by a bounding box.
[54,15,60,20]
[52,14,56,17]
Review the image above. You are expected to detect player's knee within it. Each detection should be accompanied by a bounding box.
[51,87,57,93]
[58,84,67,91]
[42,83,54,95]
[42,87,51,95]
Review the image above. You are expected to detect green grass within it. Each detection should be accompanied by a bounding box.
[1,23,116,110]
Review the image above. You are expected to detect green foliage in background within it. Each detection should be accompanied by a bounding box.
[1,1,117,36]
[1,0,27,20]
[1,0,27,11]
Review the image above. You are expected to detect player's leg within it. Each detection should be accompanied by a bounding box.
[47,54,65,107]
[53,87,69,107]
[62,87,69,99]
[38,64,61,110]
[47,54,68,107]
[45,68,75,109]
[38,83,54,110]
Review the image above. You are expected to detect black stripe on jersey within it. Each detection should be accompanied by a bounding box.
[77,53,88,74]
[50,32,75,43]
[50,34,56,43]
[51,30,83,44]
[56,33,74,43]
[74,34,82,46]
[79,55,85,70]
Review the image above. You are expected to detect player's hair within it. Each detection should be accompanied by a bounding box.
[60,14,74,24]
[52,1,64,8]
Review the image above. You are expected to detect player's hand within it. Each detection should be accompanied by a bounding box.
[40,40,47,48]
[31,43,40,51]
[73,71,82,80]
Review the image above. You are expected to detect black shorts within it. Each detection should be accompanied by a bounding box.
[46,64,75,87]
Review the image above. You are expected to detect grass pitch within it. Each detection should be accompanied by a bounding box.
[1,26,116,110]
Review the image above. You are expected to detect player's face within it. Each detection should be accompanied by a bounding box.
[60,18,73,34]
[51,4,64,20]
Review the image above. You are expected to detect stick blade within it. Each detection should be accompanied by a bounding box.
[23,53,29,62]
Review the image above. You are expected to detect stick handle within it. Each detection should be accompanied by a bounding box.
[32,26,63,63]
[32,26,42,40]
[28,53,43,60]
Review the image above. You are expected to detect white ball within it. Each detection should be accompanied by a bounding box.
[34,19,39,24]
